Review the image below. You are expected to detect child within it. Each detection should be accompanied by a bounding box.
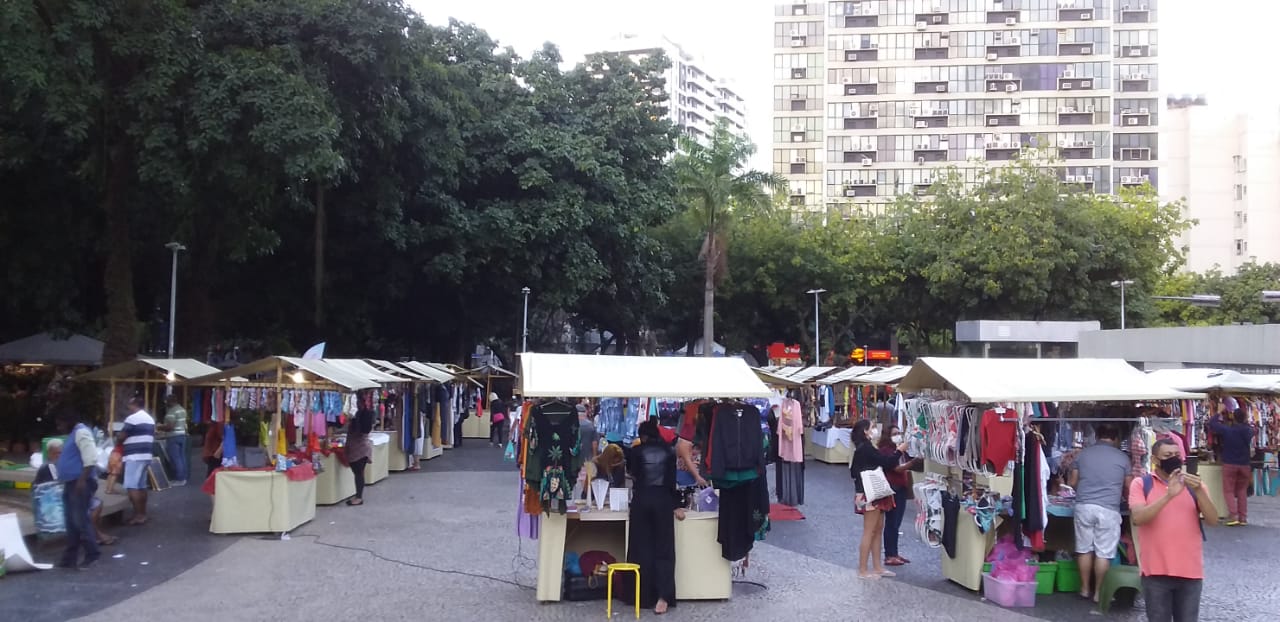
[104,441,124,494]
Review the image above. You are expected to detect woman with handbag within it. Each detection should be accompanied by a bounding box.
[850,419,907,579]
[878,424,921,567]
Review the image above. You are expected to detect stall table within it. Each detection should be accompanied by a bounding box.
[365,434,390,485]
[462,414,491,440]
[926,460,1013,591]
[386,430,409,472]
[208,468,316,534]
[315,453,356,505]
[1195,464,1230,520]
[535,508,731,603]
[807,427,852,465]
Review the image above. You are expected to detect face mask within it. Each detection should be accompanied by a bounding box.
[1158,456,1183,474]
[891,435,903,444]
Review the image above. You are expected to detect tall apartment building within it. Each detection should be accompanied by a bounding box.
[773,1,1161,214]
[598,34,748,144]
[1164,96,1280,273]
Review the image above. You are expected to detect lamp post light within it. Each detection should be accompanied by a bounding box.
[1110,280,1134,330]
[805,289,827,364]
[521,287,531,353]
[164,242,186,358]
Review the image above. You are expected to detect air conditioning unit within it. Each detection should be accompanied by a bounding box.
[936,84,947,92]
[792,134,804,142]
[1082,12,1092,20]
[989,83,999,91]
[1082,46,1092,54]
[1011,97,1021,104]
[1066,175,1078,182]
[933,4,943,11]
[1139,107,1150,113]
[1086,104,1096,112]
[1058,139,1068,147]
[1137,72,1149,79]
[1086,140,1096,147]
[932,15,943,24]
[1029,29,1040,36]
[861,157,873,166]
[848,52,858,60]
[989,118,1000,125]
[917,156,927,164]
[1058,106,1069,113]
[917,141,930,149]
[1128,117,1139,125]
[1129,48,1142,57]
[1081,80,1092,88]
[985,141,997,148]
[1084,174,1094,182]
[1006,84,1018,92]
[1059,0,1076,7]
[987,53,998,61]
[916,21,927,30]
[791,38,804,47]
[790,28,801,36]
[1004,73,1014,80]
[916,120,928,128]
[792,156,807,163]
[791,186,805,196]
[1009,37,1021,45]
[1122,176,1137,183]
[869,105,879,113]
[1063,83,1073,90]
[1064,69,1076,78]
[1005,17,1017,26]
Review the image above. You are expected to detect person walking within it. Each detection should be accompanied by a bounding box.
[626,419,684,615]
[1067,424,1132,603]
[1209,407,1256,526]
[489,392,508,448]
[54,409,102,568]
[1129,439,1219,622]
[345,408,375,506]
[850,419,908,579]
[878,424,918,567]
[36,438,118,547]
[157,395,190,486]
[202,421,224,480]
[118,397,155,525]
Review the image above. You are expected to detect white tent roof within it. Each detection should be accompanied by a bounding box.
[399,361,458,384]
[1244,375,1280,392]
[0,333,104,366]
[520,353,772,398]
[754,368,805,388]
[365,359,430,381]
[786,366,839,383]
[816,366,879,385]
[898,357,1206,402]
[79,358,228,382]
[847,365,912,386]
[185,356,379,391]
[325,359,412,383]
[1146,368,1278,394]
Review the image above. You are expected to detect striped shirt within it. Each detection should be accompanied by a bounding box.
[122,410,156,462]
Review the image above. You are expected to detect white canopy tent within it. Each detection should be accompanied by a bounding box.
[396,361,458,384]
[847,365,912,386]
[324,358,411,383]
[1243,374,1280,393]
[519,353,772,398]
[898,358,1206,402]
[754,368,805,388]
[1146,368,1279,394]
[815,366,879,385]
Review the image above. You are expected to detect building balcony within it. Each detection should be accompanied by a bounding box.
[914,79,949,94]
[1120,44,1151,59]
[984,139,1023,161]
[986,39,1022,59]
[1118,5,1152,24]
[1062,173,1097,188]
[1057,105,1098,125]
[843,9,879,29]
[986,10,1020,25]
[986,113,1021,128]
[842,149,877,165]
[841,79,879,96]
[985,76,1021,94]
[1119,75,1153,93]
[1056,140,1097,159]
[1119,173,1152,187]
[791,67,810,80]
[842,181,877,198]
[913,145,948,163]
[910,109,949,129]
[1119,108,1153,127]
[915,9,950,26]
[1118,147,1153,162]
[843,48,879,62]
[1058,76,1097,91]
[914,39,949,61]
[1057,6,1098,22]
[842,113,878,130]
[1059,42,1097,57]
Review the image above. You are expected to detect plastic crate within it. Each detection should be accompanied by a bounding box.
[984,572,1037,608]
[1033,562,1057,595]
[1056,559,1082,593]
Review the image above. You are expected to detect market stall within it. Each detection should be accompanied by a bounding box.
[362,360,431,470]
[460,363,518,440]
[399,361,468,457]
[1146,368,1280,518]
[77,358,228,428]
[805,366,878,464]
[325,359,410,483]
[187,357,378,525]
[519,353,772,604]
[896,358,1204,593]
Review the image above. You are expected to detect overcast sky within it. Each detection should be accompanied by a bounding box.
[414,0,1274,170]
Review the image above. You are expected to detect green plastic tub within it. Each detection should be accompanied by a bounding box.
[1056,559,1082,593]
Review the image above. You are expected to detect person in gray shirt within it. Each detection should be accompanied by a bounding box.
[1068,424,1134,603]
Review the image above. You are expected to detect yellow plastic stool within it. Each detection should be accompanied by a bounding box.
[605,562,641,619]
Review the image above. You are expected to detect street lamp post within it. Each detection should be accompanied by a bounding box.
[1111,279,1134,330]
[806,289,827,364]
[165,242,186,358]
[521,287,531,353]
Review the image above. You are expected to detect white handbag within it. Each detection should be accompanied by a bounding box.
[860,466,895,502]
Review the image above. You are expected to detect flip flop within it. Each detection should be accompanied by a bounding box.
[858,572,882,580]
[885,558,906,566]
[346,498,364,506]
[98,536,120,546]
[878,569,897,577]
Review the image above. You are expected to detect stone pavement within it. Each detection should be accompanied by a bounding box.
[3,445,1277,621]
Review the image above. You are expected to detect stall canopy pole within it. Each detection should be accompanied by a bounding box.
[271,360,283,463]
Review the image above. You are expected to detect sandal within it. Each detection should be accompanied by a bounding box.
[885,557,906,566]
[346,498,364,506]
[877,569,897,577]
[98,535,119,546]
[858,572,882,580]
[127,516,148,526]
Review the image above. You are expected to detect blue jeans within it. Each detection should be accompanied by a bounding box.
[883,488,908,558]
[1141,576,1202,622]
[166,435,189,482]
[61,477,100,566]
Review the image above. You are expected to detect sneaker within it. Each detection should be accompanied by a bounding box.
[1226,520,1241,527]
[1239,520,1249,526]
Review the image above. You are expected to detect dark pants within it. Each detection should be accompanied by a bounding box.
[627,487,677,608]
[165,435,189,482]
[883,488,908,558]
[1142,576,1202,622]
[454,417,465,447]
[61,478,100,566]
[490,417,507,446]
[205,457,221,479]
[350,457,370,500]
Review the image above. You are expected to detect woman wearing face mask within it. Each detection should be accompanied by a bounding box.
[878,425,919,566]
[851,419,908,579]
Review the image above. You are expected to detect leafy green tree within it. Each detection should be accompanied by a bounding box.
[1152,263,1280,326]
[671,120,782,356]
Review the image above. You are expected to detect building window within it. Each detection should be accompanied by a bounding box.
[1235,184,1246,200]
[1234,155,1248,172]
[1236,239,1245,256]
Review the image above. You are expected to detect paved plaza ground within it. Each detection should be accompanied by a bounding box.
[3,443,1277,621]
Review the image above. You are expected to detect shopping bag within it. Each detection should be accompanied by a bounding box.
[695,486,719,512]
[860,466,894,502]
[32,481,66,536]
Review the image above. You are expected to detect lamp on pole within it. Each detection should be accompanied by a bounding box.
[521,287,531,353]
[165,242,186,358]
[1111,279,1134,330]
[805,288,827,364]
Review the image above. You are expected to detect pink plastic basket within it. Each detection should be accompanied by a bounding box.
[984,572,1037,608]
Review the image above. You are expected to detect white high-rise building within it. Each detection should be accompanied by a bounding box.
[773,1,1162,214]
[597,34,748,143]
[1164,96,1280,273]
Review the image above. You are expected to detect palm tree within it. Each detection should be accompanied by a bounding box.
[673,119,784,356]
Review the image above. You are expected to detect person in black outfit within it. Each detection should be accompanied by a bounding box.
[626,419,685,614]
[850,419,907,579]
[489,393,508,448]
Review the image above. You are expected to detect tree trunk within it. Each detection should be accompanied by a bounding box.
[102,148,138,366]
[701,233,716,358]
[313,183,327,331]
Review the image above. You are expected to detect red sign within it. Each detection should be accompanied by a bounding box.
[867,349,893,362]
[767,342,802,361]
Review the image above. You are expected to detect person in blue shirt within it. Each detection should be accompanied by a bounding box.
[1209,407,1257,526]
[53,408,103,568]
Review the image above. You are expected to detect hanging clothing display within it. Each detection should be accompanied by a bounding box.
[522,400,582,515]
[776,398,805,506]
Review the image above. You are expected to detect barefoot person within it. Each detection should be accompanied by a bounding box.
[850,419,908,579]
[118,397,156,525]
[626,419,684,615]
